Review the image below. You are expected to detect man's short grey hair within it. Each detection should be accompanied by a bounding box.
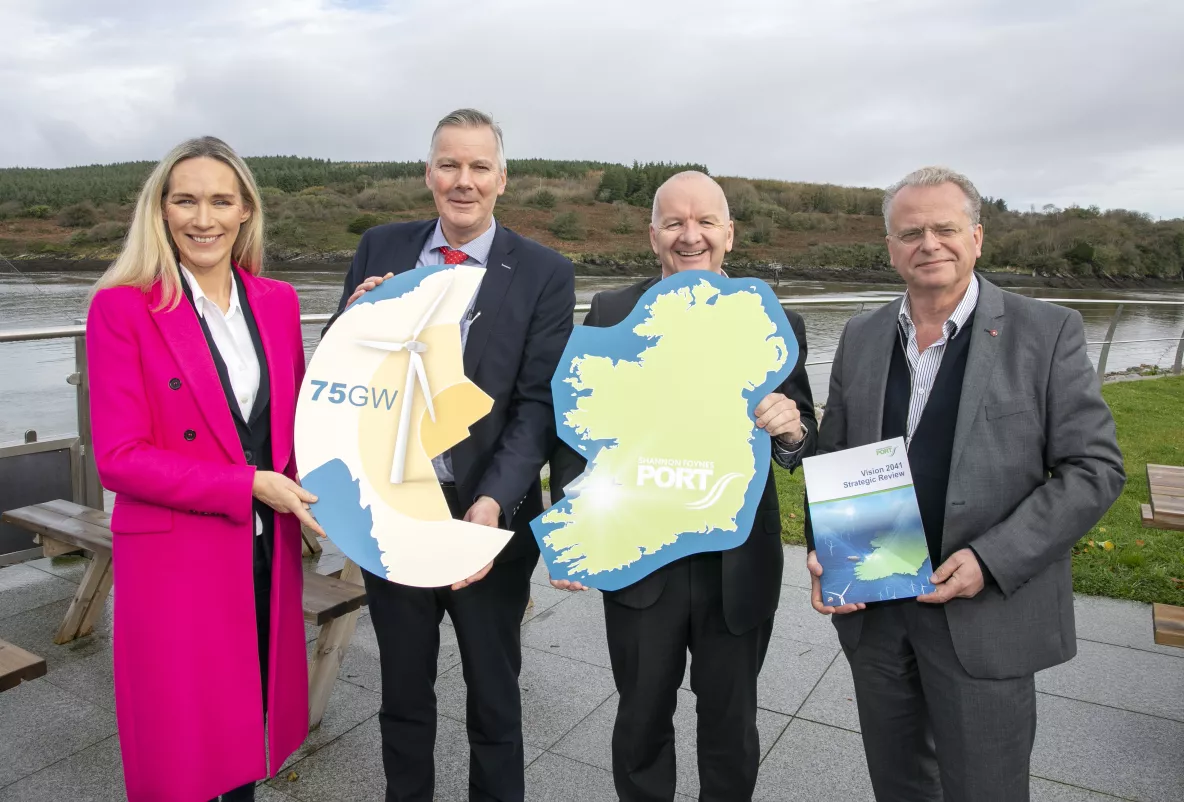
[428,108,506,172]
[882,166,982,232]
[651,171,730,226]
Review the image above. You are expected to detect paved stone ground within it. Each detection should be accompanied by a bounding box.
[0,545,1181,801]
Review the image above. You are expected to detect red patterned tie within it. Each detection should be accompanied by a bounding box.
[439,246,470,265]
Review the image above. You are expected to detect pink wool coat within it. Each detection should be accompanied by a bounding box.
[86,269,309,802]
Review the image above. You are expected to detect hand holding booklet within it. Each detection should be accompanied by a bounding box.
[802,437,933,606]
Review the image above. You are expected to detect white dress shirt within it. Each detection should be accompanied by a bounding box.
[414,218,498,483]
[897,276,980,448]
[180,266,263,534]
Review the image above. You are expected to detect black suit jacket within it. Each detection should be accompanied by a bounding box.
[332,220,576,562]
[550,276,817,634]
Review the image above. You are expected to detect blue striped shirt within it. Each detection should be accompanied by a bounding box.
[897,276,980,448]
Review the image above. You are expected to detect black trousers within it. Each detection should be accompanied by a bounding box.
[216,535,272,802]
[605,552,774,802]
[363,484,537,802]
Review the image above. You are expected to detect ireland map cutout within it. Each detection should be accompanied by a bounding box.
[533,271,797,591]
[295,266,512,588]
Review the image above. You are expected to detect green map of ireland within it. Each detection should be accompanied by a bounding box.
[532,273,798,590]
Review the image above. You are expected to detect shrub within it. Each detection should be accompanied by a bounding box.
[747,216,775,244]
[611,206,636,235]
[526,189,557,209]
[24,204,52,219]
[69,221,127,244]
[356,185,413,212]
[57,202,99,228]
[0,201,20,220]
[348,214,385,234]
[549,211,585,241]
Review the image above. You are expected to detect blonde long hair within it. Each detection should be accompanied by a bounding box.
[94,136,265,309]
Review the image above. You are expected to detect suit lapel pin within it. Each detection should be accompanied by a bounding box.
[988,329,998,337]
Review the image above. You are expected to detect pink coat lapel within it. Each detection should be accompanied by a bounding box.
[239,269,295,474]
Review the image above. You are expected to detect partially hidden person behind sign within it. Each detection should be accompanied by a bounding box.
[805,166,1125,801]
[331,108,575,802]
[86,136,324,802]
[548,171,817,801]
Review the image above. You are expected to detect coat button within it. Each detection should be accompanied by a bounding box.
[184,429,196,441]
[243,449,254,463]
[169,378,182,390]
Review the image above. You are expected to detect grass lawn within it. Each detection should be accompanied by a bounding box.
[775,374,1184,606]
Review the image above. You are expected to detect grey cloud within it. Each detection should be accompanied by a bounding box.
[0,0,1181,217]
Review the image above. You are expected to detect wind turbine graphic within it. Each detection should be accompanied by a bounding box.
[826,583,851,606]
[355,273,456,484]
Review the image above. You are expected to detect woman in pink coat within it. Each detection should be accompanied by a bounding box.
[86,136,323,801]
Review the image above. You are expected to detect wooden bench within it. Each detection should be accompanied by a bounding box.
[0,638,47,691]
[1152,604,1184,648]
[1,499,366,728]
[1143,464,1184,530]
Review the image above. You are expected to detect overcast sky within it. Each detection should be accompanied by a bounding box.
[2,0,1182,218]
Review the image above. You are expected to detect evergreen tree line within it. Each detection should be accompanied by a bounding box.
[0,156,612,209]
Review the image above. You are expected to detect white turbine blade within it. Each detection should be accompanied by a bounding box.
[411,273,455,338]
[390,355,419,485]
[356,339,409,352]
[410,352,436,423]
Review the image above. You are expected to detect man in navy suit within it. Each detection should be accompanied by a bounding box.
[333,109,575,802]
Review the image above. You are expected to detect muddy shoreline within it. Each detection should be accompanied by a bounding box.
[5,255,1180,291]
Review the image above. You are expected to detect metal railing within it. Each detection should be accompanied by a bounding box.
[2,295,1182,511]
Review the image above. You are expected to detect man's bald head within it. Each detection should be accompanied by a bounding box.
[649,171,735,277]
[651,171,730,227]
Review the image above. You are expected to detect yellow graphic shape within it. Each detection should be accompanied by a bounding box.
[357,324,492,522]
[420,382,493,459]
[543,280,788,575]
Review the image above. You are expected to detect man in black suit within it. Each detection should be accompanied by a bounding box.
[333,109,575,802]
[549,171,816,801]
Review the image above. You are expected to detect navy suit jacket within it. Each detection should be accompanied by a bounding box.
[332,219,576,561]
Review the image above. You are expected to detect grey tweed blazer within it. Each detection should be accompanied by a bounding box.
[815,276,1125,679]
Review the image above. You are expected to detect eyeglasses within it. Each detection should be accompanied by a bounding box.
[888,225,965,245]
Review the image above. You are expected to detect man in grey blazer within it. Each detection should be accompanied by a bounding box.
[807,166,1125,801]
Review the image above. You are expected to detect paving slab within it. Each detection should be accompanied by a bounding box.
[756,635,840,716]
[524,752,618,802]
[550,688,790,799]
[781,544,812,589]
[436,646,617,750]
[1030,777,1132,801]
[0,679,117,787]
[521,582,575,623]
[0,733,124,802]
[772,585,842,647]
[1036,639,1184,722]
[280,679,381,772]
[1073,593,1184,658]
[1031,692,1184,802]
[0,563,79,621]
[277,714,542,802]
[520,588,612,669]
[796,651,862,732]
[20,555,90,585]
[0,597,112,670]
[752,717,877,801]
[42,646,116,713]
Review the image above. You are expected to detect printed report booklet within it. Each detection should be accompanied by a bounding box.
[802,437,933,606]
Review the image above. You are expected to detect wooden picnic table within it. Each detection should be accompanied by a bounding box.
[1,499,365,727]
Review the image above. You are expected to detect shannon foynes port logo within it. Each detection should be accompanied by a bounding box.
[875,445,898,457]
[635,457,745,511]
